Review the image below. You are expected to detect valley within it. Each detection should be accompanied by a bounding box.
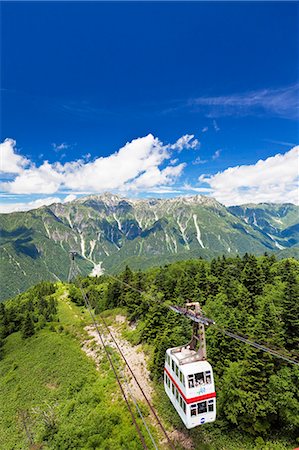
[1,193,298,301]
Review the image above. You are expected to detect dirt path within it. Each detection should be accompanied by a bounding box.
[83,315,153,402]
[81,314,194,450]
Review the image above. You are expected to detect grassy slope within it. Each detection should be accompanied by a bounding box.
[0,289,153,450]
[0,285,294,450]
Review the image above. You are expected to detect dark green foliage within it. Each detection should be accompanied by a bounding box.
[0,337,4,360]
[281,261,299,350]
[21,312,35,339]
[106,280,122,308]
[74,254,299,443]
[268,366,299,434]
[241,255,265,298]
[0,282,57,340]
[31,281,56,299]
[68,284,84,306]
[0,303,9,338]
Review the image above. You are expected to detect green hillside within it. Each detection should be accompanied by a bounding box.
[1,255,298,449]
[70,254,299,448]
[229,203,299,248]
[0,284,156,450]
[1,194,298,301]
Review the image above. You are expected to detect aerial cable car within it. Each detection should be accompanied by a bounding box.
[164,303,216,429]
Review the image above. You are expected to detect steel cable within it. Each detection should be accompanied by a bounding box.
[101,270,299,367]
[68,261,150,450]
[69,261,174,449]
[99,314,177,450]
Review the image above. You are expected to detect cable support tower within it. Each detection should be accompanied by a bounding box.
[67,251,77,283]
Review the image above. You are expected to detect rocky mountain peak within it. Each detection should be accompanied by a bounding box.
[72,192,224,209]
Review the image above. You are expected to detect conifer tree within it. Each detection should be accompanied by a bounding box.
[282,268,299,350]
[21,312,35,339]
[260,253,276,284]
[241,256,264,298]
[120,265,134,306]
[253,295,285,348]
[106,280,122,308]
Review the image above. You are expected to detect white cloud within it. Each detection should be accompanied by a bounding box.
[191,84,299,120]
[0,193,77,213]
[0,196,61,214]
[212,149,221,160]
[202,127,208,133]
[0,138,29,173]
[213,120,220,132]
[192,156,207,165]
[2,161,63,194]
[200,146,299,205]
[1,134,191,195]
[171,134,199,151]
[182,183,213,193]
[52,142,70,152]
[63,194,77,203]
[129,163,186,190]
[144,187,184,194]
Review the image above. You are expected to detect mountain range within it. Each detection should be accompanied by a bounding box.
[0,193,298,300]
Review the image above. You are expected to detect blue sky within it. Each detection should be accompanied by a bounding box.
[0,1,298,211]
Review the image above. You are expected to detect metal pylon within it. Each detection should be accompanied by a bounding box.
[169,302,212,363]
[185,302,207,360]
[68,251,79,283]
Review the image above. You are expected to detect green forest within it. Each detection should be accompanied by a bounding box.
[1,254,299,449]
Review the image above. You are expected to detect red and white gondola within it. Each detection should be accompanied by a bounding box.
[164,344,216,429]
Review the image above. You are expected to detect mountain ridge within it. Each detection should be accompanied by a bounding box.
[1,193,298,300]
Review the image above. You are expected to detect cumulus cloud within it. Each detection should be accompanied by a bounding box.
[171,134,199,151]
[2,161,63,194]
[130,163,186,190]
[200,146,299,205]
[0,138,29,173]
[0,196,61,213]
[1,134,191,195]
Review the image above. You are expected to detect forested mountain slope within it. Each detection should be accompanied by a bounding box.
[229,203,299,249]
[71,254,299,443]
[1,193,298,300]
[1,255,298,449]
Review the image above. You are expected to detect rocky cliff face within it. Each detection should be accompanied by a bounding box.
[1,193,298,300]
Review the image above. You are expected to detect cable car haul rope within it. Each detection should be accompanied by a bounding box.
[67,252,299,444]
[68,255,175,450]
